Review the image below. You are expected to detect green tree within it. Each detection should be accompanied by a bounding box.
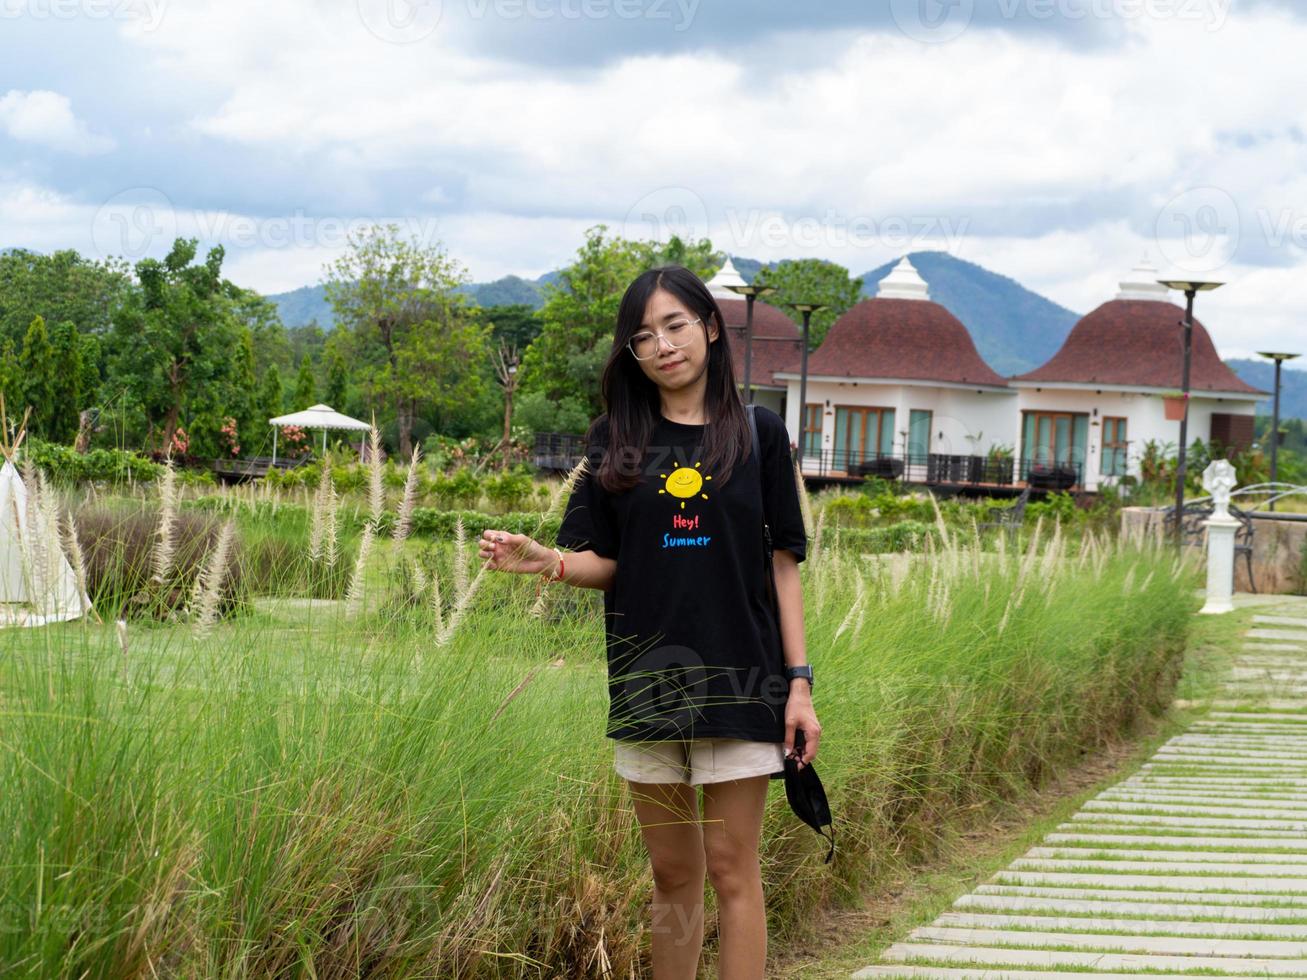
[18,315,55,438]
[107,238,245,452]
[517,225,719,420]
[485,303,543,350]
[260,364,284,422]
[324,223,492,458]
[50,320,83,443]
[231,328,260,448]
[0,337,18,419]
[293,353,315,409]
[0,248,129,348]
[752,258,863,349]
[324,339,349,411]
[78,333,102,408]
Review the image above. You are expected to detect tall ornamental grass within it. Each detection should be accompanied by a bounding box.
[0,463,1196,978]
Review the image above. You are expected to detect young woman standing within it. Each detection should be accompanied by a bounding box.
[478,264,820,980]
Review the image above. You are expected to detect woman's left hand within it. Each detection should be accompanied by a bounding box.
[784,685,820,769]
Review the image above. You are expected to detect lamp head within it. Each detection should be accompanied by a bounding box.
[1157,279,1224,293]
[1256,351,1301,363]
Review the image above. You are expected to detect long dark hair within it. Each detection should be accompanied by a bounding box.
[591,264,750,493]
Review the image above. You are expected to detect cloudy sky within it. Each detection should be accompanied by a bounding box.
[2,0,1305,361]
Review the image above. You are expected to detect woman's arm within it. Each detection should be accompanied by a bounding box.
[774,546,820,766]
[478,529,616,592]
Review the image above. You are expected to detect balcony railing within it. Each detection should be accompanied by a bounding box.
[535,433,1084,491]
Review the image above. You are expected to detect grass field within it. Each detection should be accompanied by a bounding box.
[0,460,1200,978]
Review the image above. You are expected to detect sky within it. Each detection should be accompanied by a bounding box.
[2,0,1306,362]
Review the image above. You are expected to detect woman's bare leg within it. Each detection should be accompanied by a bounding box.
[628,780,706,980]
[700,776,769,980]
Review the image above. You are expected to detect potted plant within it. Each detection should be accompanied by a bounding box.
[1160,390,1188,421]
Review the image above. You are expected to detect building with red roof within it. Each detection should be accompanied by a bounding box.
[773,256,1016,479]
[1010,258,1269,491]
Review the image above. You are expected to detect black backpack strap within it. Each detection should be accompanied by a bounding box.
[748,405,780,615]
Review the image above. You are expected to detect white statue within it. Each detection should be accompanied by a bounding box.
[1202,459,1238,519]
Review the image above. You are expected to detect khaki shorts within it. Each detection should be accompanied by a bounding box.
[613,737,785,786]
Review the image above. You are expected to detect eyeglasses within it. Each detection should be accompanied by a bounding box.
[628,318,703,361]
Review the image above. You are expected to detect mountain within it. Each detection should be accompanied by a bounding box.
[1225,358,1307,419]
[267,271,560,329]
[857,251,1081,377]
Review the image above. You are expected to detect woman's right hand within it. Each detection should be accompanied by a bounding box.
[479,529,556,576]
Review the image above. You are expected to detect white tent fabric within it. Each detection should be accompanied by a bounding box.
[268,404,372,463]
[0,459,94,628]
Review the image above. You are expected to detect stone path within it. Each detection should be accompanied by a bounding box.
[853,593,1307,980]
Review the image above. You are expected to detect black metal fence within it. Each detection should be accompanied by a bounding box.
[534,433,1085,490]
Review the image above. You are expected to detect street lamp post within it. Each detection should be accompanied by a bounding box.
[1158,278,1224,549]
[725,280,776,404]
[790,303,827,469]
[1256,350,1301,511]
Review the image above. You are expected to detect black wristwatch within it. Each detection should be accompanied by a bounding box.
[785,665,814,691]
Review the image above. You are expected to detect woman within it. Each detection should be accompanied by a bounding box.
[478,264,820,979]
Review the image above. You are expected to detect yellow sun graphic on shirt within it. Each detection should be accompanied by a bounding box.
[658,461,712,509]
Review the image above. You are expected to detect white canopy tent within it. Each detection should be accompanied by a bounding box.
[268,404,372,464]
[0,397,95,628]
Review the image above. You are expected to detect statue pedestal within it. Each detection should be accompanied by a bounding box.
[1199,513,1239,615]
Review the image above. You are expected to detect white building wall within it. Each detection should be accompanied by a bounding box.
[782,378,1018,473]
[1013,387,1258,492]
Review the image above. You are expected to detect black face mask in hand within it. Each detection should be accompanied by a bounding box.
[785,729,834,864]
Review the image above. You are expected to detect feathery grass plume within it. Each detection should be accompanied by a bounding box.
[322,481,339,570]
[809,508,825,566]
[436,563,486,647]
[490,663,545,723]
[151,457,179,584]
[928,490,953,556]
[115,617,130,684]
[1039,519,1063,585]
[452,515,469,600]
[1138,568,1154,594]
[886,552,909,599]
[393,444,422,543]
[190,520,236,638]
[345,522,375,610]
[1121,565,1136,596]
[367,423,384,530]
[308,463,333,562]
[429,565,445,633]
[528,584,550,619]
[793,454,816,540]
[834,573,865,641]
[544,454,589,526]
[1014,514,1043,591]
[61,510,90,610]
[409,559,429,602]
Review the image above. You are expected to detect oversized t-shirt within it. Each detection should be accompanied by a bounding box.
[555,405,808,744]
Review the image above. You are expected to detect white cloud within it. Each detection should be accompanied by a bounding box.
[0,90,114,155]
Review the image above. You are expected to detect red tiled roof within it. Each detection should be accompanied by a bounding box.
[1012,299,1268,394]
[717,297,803,388]
[797,298,1008,388]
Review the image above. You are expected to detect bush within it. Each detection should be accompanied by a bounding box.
[432,469,482,510]
[484,468,534,513]
[23,439,162,485]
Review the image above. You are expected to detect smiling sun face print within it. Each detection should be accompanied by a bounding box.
[658,461,712,509]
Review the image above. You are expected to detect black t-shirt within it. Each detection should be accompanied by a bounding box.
[555,405,808,744]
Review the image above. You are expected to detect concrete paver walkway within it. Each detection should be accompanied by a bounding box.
[854,592,1307,980]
